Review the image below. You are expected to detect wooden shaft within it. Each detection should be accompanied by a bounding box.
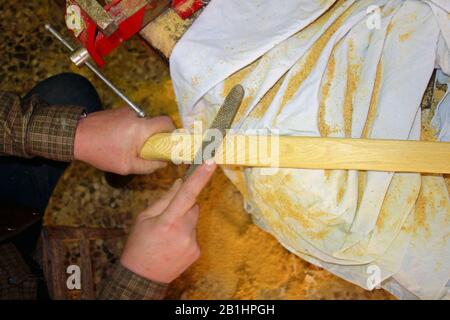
[140,133,450,174]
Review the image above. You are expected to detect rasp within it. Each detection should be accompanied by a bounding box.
[184,84,245,179]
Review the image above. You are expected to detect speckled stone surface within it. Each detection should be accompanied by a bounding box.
[1,0,396,299]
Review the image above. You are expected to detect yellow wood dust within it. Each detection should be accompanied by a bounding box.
[166,169,393,299]
[278,0,356,114]
[249,75,286,120]
[319,51,337,138]
[343,40,361,137]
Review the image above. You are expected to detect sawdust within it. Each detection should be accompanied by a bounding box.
[252,175,339,243]
[421,118,438,142]
[318,40,356,187]
[376,201,391,230]
[375,175,419,232]
[222,62,259,122]
[407,81,450,239]
[318,51,336,138]
[387,20,394,36]
[343,40,360,137]
[318,50,337,181]
[362,60,383,138]
[140,9,195,57]
[357,171,367,210]
[318,38,359,139]
[413,182,433,238]
[131,77,182,127]
[279,0,355,113]
[163,169,393,299]
[356,50,383,209]
[191,76,200,85]
[399,31,413,42]
[445,175,450,194]
[254,176,312,228]
[223,62,257,98]
[336,171,349,204]
[249,75,286,120]
[383,6,396,18]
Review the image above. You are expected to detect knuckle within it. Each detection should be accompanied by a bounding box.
[191,245,201,260]
[160,220,177,233]
[160,116,175,128]
[152,116,175,132]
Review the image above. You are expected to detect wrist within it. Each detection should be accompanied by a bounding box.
[73,111,89,162]
[120,254,170,285]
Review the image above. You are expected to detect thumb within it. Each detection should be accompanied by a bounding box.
[131,158,168,175]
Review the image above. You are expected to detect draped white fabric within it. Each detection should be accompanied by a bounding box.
[170,0,450,299]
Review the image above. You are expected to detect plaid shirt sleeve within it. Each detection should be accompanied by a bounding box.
[98,262,169,300]
[0,91,167,300]
[0,91,85,162]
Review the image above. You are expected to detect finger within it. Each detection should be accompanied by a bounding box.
[146,116,176,135]
[131,158,168,175]
[133,116,175,173]
[139,179,183,219]
[163,163,216,222]
[184,204,200,228]
[136,116,176,154]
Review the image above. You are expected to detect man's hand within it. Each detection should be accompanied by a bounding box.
[74,107,175,175]
[120,163,217,284]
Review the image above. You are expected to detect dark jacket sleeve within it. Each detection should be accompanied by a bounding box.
[0,91,85,161]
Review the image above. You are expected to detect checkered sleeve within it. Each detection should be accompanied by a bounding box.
[98,262,169,300]
[0,91,85,161]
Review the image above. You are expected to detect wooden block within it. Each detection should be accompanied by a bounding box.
[139,9,197,58]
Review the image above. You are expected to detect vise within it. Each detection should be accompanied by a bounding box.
[65,0,206,67]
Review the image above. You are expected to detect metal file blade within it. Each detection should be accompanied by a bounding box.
[184,84,245,179]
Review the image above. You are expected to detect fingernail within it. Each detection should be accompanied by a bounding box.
[205,159,216,168]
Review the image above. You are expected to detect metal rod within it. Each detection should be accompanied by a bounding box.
[45,24,146,118]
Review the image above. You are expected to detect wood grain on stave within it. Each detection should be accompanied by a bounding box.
[140,133,450,174]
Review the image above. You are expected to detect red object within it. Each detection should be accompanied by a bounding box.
[172,0,205,19]
[69,0,205,67]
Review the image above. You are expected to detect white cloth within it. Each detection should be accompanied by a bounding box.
[170,0,450,299]
[432,71,450,141]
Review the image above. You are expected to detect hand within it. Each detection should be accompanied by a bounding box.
[120,163,217,284]
[74,107,175,175]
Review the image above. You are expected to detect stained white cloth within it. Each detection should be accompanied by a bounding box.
[170,0,450,299]
[432,71,450,141]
